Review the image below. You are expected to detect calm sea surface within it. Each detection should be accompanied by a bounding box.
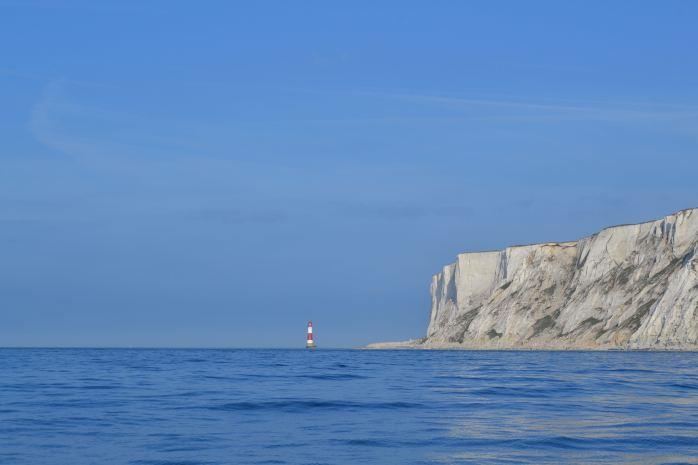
[1,349,696,465]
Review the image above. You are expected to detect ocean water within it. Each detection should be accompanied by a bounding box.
[1,349,696,465]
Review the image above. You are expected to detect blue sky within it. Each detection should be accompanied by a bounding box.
[2,1,697,347]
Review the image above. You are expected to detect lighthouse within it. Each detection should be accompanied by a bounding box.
[306,321,315,349]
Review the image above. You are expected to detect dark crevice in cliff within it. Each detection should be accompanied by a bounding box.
[621,299,657,332]
[450,306,482,343]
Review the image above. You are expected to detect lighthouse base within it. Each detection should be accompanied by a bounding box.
[306,343,316,349]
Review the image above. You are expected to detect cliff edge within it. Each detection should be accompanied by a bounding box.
[369,208,698,350]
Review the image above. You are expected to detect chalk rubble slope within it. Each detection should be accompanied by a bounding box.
[370,209,698,350]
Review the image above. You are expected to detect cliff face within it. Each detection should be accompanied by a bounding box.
[404,209,697,350]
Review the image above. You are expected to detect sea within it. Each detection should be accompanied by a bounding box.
[0,349,696,465]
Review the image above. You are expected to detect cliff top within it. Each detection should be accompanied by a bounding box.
[452,207,697,257]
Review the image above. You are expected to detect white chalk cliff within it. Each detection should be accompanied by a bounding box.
[372,208,698,350]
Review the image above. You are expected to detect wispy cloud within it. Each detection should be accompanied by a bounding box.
[390,92,698,123]
[296,87,698,127]
[28,79,204,161]
[27,78,109,158]
[29,79,70,152]
[27,78,698,167]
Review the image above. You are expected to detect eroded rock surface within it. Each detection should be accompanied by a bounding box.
[370,209,698,350]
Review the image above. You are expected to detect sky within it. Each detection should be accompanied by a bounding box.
[2,1,698,347]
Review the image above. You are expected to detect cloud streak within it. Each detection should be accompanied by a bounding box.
[28,79,208,161]
[297,88,698,127]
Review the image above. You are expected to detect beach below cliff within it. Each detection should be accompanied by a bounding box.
[364,341,698,350]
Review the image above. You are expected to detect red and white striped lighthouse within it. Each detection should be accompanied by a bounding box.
[306,321,315,349]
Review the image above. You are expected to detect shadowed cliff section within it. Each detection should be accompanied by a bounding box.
[369,208,698,350]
